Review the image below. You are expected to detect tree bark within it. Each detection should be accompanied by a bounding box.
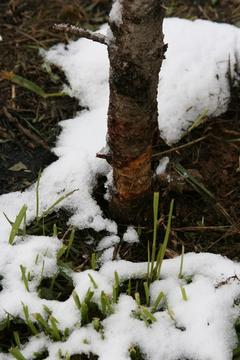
[107,0,166,224]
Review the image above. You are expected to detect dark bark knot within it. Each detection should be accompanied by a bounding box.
[112,60,150,101]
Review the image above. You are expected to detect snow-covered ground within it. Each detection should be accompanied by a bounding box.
[0,18,240,359]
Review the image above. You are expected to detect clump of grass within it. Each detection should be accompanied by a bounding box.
[0,314,31,353]
[33,311,66,342]
[71,272,121,331]
[129,346,145,360]
[22,303,69,343]
[132,303,157,327]
[148,194,174,283]
[72,288,107,327]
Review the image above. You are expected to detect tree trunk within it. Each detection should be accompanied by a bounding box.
[107,0,166,224]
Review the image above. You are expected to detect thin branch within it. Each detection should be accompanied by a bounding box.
[153,135,208,158]
[3,107,50,151]
[172,225,231,233]
[52,23,108,45]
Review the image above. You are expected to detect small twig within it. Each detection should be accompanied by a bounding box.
[206,220,240,251]
[15,29,47,49]
[173,225,231,233]
[52,23,108,45]
[3,107,50,151]
[215,274,240,289]
[173,163,240,233]
[153,135,208,158]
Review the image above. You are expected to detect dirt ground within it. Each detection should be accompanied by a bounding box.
[0,0,240,260]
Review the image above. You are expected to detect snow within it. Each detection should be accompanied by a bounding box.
[156,156,170,175]
[0,17,240,359]
[97,235,120,251]
[123,226,139,244]
[0,250,239,359]
[109,0,123,26]
[45,18,240,144]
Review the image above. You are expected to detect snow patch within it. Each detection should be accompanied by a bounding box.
[109,0,123,26]
[97,235,120,251]
[123,226,139,244]
[156,156,170,175]
[0,249,238,359]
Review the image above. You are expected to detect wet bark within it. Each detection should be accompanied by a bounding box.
[107,0,166,224]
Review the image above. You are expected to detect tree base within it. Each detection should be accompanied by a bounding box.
[109,191,153,226]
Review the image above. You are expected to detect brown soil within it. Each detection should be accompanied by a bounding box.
[0,0,240,260]
[0,0,111,193]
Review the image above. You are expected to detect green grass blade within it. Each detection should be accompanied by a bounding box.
[22,303,38,335]
[167,305,175,321]
[100,291,107,315]
[3,212,14,226]
[91,253,97,270]
[81,302,89,325]
[66,228,75,258]
[144,282,150,306]
[147,240,150,281]
[57,245,68,260]
[34,313,51,335]
[127,279,131,296]
[53,223,58,237]
[10,348,27,360]
[155,199,174,279]
[22,303,29,320]
[84,288,94,304]
[0,71,67,98]
[40,189,78,219]
[150,192,160,279]
[100,291,112,316]
[0,71,47,97]
[112,271,120,303]
[72,291,81,311]
[49,316,61,341]
[135,292,141,306]
[178,245,185,279]
[180,286,188,301]
[88,273,98,289]
[9,205,28,245]
[114,271,120,288]
[174,163,215,200]
[151,291,165,313]
[20,265,29,292]
[28,320,38,336]
[35,171,41,222]
[187,109,208,133]
[141,307,157,323]
[13,331,21,348]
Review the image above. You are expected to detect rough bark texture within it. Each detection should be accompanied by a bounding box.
[107,0,165,224]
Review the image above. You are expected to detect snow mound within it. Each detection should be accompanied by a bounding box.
[0,241,239,360]
[46,18,240,144]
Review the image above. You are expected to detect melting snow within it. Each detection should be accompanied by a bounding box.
[0,18,240,359]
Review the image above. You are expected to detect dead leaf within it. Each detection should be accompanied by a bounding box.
[8,162,28,172]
